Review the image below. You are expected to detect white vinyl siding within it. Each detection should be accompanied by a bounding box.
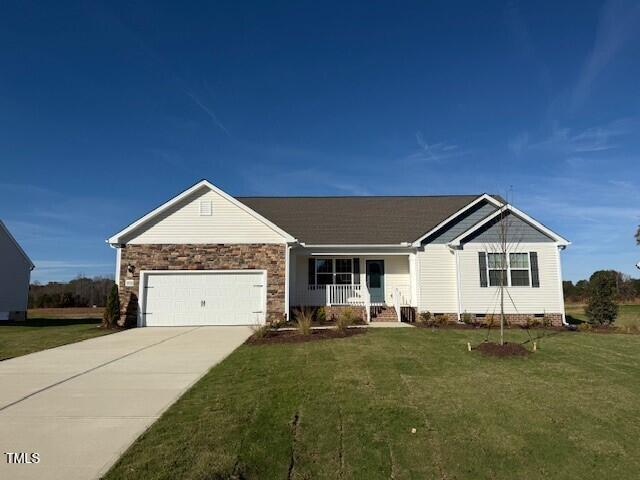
[379,256,411,305]
[458,243,563,314]
[124,189,287,244]
[416,245,458,313]
[0,225,31,315]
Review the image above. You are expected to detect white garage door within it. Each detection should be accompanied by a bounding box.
[142,271,266,326]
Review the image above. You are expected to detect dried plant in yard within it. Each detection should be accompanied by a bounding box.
[336,308,356,332]
[294,307,313,336]
[485,314,496,328]
[250,323,270,339]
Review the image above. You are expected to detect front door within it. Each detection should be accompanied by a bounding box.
[366,260,385,303]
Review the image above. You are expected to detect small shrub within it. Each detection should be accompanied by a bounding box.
[315,307,326,323]
[419,311,432,325]
[294,307,313,336]
[586,270,618,325]
[485,315,496,328]
[461,311,473,325]
[336,308,356,332]
[577,322,592,332]
[542,314,552,328]
[102,284,120,328]
[250,323,270,339]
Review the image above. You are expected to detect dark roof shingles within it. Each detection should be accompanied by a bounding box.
[238,195,484,244]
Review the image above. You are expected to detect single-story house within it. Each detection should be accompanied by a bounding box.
[0,220,35,321]
[107,180,569,327]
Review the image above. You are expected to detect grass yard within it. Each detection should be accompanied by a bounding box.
[106,328,640,480]
[565,303,640,327]
[0,310,112,361]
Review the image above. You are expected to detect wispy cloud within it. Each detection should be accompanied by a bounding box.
[34,260,113,269]
[403,132,470,164]
[509,119,633,157]
[185,91,232,137]
[571,0,640,110]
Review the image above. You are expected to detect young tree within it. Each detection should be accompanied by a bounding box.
[585,270,618,325]
[102,284,121,328]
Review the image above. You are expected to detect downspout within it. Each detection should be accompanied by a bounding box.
[284,244,291,322]
[453,246,463,322]
[556,245,568,326]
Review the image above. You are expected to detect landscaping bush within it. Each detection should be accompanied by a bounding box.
[294,307,313,336]
[577,322,592,332]
[586,270,619,325]
[485,315,496,328]
[102,284,120,328]
[315,307,327,323]
[336,308,356,332]
[434,314,449,327]
[461,311,473,325]
[419,311,432,325]
[250,323,270,339]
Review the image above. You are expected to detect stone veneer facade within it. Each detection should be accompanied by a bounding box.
[118,243,286,326]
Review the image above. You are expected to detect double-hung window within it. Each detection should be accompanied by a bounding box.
[309,258,357,286]
[335,259,353,285]
[487,253,508,287]
[486,252,531,287]
[315,259,334,285]
[509,253,530,287]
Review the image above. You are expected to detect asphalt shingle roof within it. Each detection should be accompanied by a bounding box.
[238,195,487,244]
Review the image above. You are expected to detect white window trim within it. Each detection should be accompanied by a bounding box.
[486,252,532,288]
[310,258,355,286]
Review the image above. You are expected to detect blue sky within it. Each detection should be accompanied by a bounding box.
[1,0,639,283]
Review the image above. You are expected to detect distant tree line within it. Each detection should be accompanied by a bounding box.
[564,270,640,303]
[29,276,115,308]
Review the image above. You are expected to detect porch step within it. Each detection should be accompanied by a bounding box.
[370,306,399,322]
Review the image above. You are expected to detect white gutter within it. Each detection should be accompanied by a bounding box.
[284,244,291,322]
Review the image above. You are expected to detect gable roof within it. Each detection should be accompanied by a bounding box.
[0,220,35,269]
[238,195,493,245]
[107,180,296,244]
[448,204,570,247]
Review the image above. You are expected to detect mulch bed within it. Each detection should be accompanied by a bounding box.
[474,341,530,357]
[246,328,367,346]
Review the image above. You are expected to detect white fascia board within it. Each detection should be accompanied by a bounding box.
[411,193,504,246]
[448,204,570,247]
[300,243,411,248]
[107,180,296,244]
[0,220,35,269]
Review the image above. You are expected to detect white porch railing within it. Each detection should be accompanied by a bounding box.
[326,284,366,306]
[391,288,411,322]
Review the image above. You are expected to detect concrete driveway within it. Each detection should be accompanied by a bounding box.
[0,326,252,480]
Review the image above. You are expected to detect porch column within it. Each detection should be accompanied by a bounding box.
[409,253,417,307]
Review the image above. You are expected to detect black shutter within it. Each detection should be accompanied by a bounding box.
[353,258,360,284]
[478,252,488,287]
[308,258,316,286]
[530,252,540,287]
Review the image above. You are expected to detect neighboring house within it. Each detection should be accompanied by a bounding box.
[0,220,34,321]
[107,180,569,327]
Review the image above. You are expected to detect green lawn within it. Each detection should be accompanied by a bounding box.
[0,316,112,361]
[565,303,640,327]
[106,328,640,480]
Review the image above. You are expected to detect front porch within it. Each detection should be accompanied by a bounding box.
[288,248,416,322]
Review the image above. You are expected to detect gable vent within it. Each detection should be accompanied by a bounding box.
[199,200,213,216]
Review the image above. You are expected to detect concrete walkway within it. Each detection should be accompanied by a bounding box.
[0,326,252,480]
